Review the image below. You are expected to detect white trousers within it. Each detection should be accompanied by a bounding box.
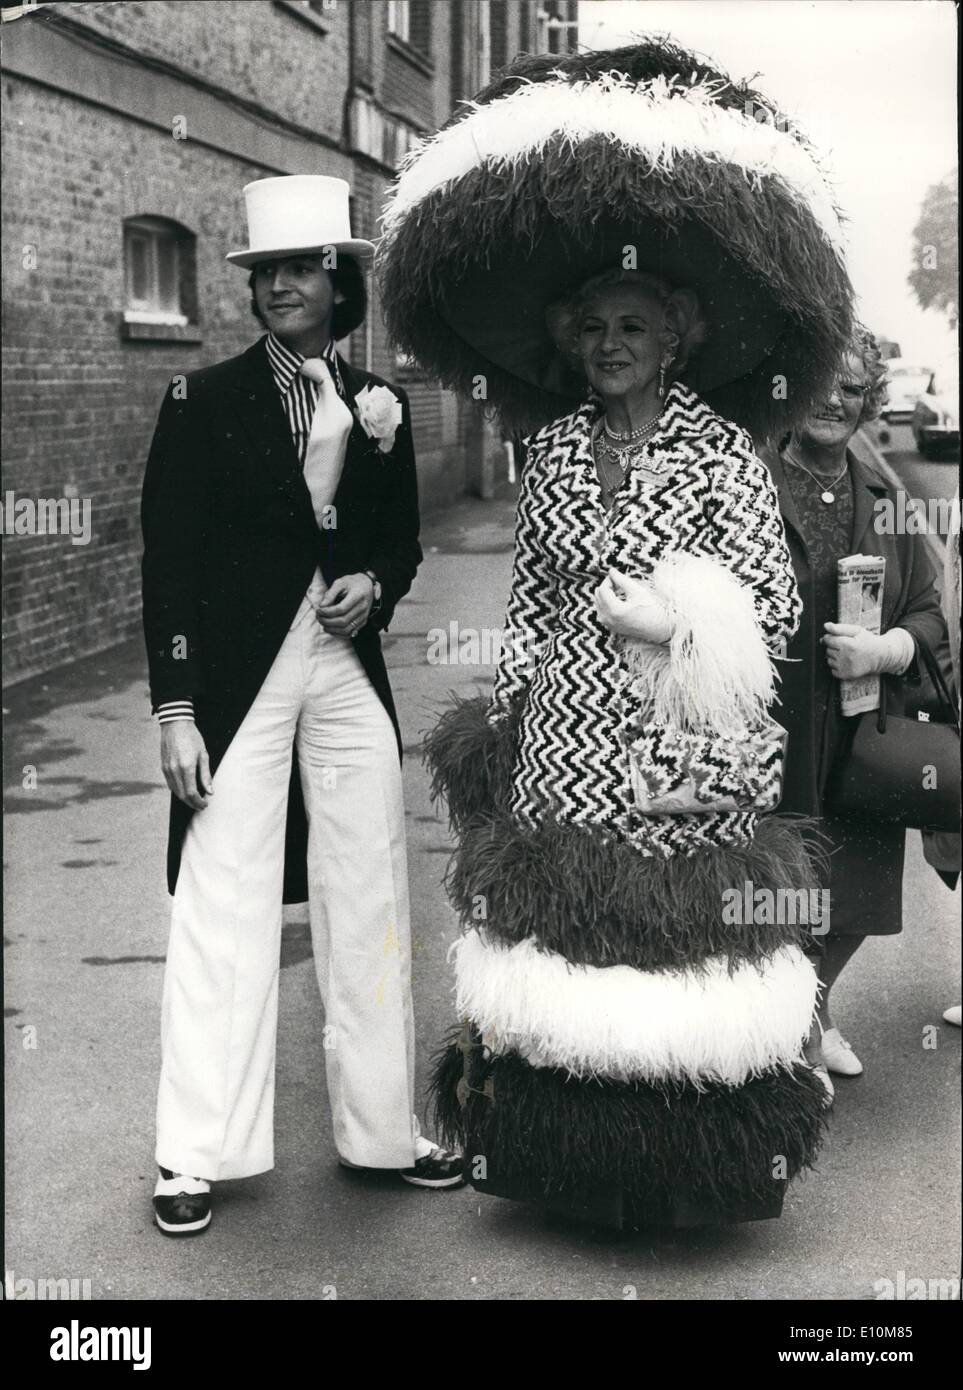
[156,595,417,1180]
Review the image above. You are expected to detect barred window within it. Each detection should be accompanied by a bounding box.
[389,0,431,55]
[387,0,410,43]
[538,2,573,55]
[409,0,432,55]
[471,1,491,88]
[491,0,507,71]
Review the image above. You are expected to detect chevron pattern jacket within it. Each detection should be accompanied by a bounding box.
[489,382,803,859]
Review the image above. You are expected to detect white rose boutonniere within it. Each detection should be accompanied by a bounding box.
[354,384,404,454]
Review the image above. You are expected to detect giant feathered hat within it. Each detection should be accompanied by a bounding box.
[379,37,855,443]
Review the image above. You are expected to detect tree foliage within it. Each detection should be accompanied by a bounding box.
[908,172,959,329]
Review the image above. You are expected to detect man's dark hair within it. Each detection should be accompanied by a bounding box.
[248,254,367,340]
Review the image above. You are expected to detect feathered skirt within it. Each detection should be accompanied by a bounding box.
[424,694,829,1229]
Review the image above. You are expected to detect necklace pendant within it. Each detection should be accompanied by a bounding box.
[821,490,835,504]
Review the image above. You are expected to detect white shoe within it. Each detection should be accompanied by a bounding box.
[820,1026,863,1077]
[806,1062,835,1107]
[943,1005,962,1027]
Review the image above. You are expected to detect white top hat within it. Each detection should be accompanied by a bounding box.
[226,175,375,268]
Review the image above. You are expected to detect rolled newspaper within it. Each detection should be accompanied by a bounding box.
[837,554,886,715]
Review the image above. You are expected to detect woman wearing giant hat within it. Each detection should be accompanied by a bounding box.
[381,39,854,1226]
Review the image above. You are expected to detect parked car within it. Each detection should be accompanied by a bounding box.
[912,354,960,459]
[881,361,932,424]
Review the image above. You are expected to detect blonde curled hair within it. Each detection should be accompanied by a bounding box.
[850,324,890,426]
[546,268,706,381]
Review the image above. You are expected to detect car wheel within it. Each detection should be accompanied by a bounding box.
[916,435,932,459]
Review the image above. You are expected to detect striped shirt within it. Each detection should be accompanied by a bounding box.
[156,333,342,725]
[264,331,345,466]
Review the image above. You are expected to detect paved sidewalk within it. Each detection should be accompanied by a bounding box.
[3,495,960,1300]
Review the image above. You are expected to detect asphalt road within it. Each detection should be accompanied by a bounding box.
[875,422,959,542]
[3,489,960,1302]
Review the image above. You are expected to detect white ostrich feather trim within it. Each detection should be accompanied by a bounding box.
[382,72,844,254]
[623,553,777,737]
[455,932,818,1087]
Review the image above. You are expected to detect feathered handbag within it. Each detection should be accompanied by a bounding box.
[621,554,788,816]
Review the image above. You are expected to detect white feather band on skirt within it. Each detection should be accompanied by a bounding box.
[454,931,819,1088]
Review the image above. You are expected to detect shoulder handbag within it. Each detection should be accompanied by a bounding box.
[825,638,961,831]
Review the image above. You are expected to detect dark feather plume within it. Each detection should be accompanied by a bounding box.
[432,1042,827,1215]
[422,695,519,829]
[380,34,853,443]
[446,811,828,972]
[380,145,851,443]
[423,695,829,971]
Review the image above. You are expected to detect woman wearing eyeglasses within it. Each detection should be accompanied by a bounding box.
[767,327,947,1100]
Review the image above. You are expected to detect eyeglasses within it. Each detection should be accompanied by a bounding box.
[833,379,868,400]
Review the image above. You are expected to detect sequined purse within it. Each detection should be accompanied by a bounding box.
[628,719,788,815]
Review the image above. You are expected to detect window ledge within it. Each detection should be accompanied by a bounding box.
[121,317,203,344]
[273,1,330,37]
[386,32,434,77]
[125,309,188,326]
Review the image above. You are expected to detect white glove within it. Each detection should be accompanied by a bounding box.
[594,569,674,644]
[822,623,915,679]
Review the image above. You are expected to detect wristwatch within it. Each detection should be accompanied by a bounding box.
[363,569,382,614]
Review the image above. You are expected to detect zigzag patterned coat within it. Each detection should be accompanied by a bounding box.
[426,383,829,1226]
[489,381,801,858]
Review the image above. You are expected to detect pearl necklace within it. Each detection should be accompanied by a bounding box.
[603,413,661,443]
[784,447,848,504]
[596,411,662,471]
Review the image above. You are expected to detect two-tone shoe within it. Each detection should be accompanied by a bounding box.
[152,1168,212,1236]
[399,1142,465,1188]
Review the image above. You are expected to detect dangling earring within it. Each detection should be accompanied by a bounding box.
[659,333,678,400]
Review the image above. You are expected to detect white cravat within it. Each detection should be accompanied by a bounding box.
[299,357,353,529]
[299,357,353,609]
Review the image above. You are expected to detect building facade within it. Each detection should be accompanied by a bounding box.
[1,0,578,683]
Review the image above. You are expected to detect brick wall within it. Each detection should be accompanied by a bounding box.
[2,71,348,683]
[2,0,563,683]
[67,0,351,144]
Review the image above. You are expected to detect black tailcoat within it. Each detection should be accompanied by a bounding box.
[141,336,422,903]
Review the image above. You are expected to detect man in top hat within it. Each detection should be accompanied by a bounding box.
[142,174,463,1236]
